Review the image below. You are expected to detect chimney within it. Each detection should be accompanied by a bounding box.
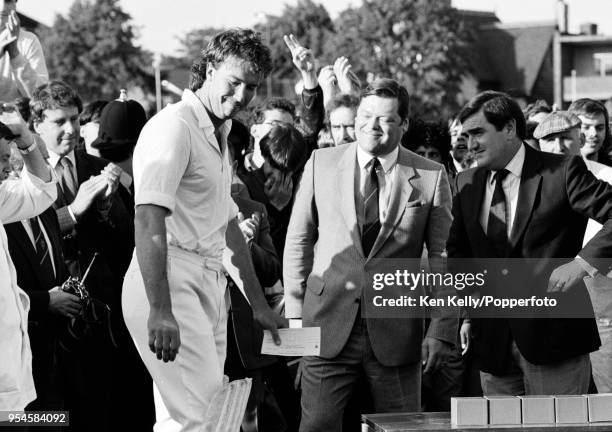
[579,23,598,35]
[556,0,568,33]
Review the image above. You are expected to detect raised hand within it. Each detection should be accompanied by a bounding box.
[0,103,33,148]
[283,34,315,73]
[5,10,20,57]
[283,34,318,89]
[317,65,339,106]
[69,175,109,219]
[333,56,359,95]
[0,27,17,55]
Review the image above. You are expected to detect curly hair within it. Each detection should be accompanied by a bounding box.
[189,28,272,91]
[30,81,83,125]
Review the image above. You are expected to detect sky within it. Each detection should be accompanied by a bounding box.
[17,0,612,57]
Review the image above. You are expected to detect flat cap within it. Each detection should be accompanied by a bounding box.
[91,90,147,150]
[533,111,581,139]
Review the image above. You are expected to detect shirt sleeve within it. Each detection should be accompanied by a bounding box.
[133,114,190,213]
[10,32,49,98]
[0,167,57,224]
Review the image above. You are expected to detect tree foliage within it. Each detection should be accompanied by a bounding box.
[40,0,150,101]
[327,0,471,117]
[254,0,335,82]
[170,27,226,69]
[169,0,471,117]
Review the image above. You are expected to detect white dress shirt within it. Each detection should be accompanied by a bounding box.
[479,144,525,238]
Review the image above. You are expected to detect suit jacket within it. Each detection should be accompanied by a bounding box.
[228,192,281,370]
[53,149,134,305]
[5,207,68,322]
[4,206,69,404]
[284,143,456,366]
[447,144,612,374]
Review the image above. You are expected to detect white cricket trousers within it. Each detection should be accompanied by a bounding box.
[122,246,228,432]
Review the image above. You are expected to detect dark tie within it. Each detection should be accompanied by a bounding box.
[487,169,510,257]
[59,157,77,204]
[362,158,381,257]
[30,217,56,287]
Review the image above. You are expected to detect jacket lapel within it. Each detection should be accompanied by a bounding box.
[509,145,542,251]
[5,223,42,286]
[74,149,92,186]
[367,147,415,259]
[337,144,364,258]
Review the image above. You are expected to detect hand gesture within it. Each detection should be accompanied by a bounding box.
[333,56,358,95]
[48,287,82,319]
[148,306,181,362]
[317,65,339,105]
[264,172,293,211]
[69,175,108,218]
[100,163,122,198]
[0,103,33,148]
[0,27,17,54]
[283,34,318,89]
[283,34,315,74]
[237,211,261,243]
[4,11,20,57]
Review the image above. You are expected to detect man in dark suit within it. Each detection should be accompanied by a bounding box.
[448,91,612,396]
[30,81,146,431]
[5,206,78,414]
[284,78,456,431]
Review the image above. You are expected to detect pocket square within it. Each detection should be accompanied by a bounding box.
[405,199,425,208]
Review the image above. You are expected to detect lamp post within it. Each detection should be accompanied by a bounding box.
[255,12,272,99]
[153,52,162,112]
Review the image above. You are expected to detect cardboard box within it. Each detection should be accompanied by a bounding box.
[585,393,612,422]
[451,397,487,426]
[486,396,521,425]
[554,395,588,424]
[519,396,555,425]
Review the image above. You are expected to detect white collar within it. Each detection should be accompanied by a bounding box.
[182,89,231,139]
[47,148,76,170]
[356,144,399,174]
[490,143,525,183]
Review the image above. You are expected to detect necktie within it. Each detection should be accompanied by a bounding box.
[362,158,381,257]
[59,157,77,204]
[30,217,56,287]
[487,169,510,257]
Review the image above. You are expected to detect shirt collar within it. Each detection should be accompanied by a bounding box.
[47,148,76,170]
[182,89,231,142]
[490,143,525,184]
[356,144,399,174]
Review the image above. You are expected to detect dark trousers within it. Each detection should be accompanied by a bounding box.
[299,318,421,432]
